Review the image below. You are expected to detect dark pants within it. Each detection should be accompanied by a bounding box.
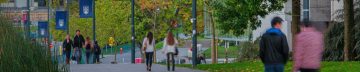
[167,53,175,71]
[93,53,100,63]
[85,49,91,64]
[65,51,71,64]
[300,68,319,72]
[145,52,154,68]
[264,64,284,72]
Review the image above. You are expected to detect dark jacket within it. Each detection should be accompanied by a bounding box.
[94,44,101,55]
[63,39,73,52]
[73,35,85,48]
[259,28,289,64]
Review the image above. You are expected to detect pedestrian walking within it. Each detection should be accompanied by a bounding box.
[259,17,289,72]
[162,31,178,71]
[85,37,92,64]
[73,30,85,64]
[93,41,101,64]
[293,19,324,72]
[142,32,155,71]
[63,34,73,64]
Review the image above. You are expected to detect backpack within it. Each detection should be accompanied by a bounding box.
[174,47,179,55]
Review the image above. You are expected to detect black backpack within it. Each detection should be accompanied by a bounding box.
[174,47,179,55]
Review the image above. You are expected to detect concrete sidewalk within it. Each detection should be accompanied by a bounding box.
[70,64,204,72]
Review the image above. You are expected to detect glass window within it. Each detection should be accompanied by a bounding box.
[303,0,309,9]
[303,11,309,20]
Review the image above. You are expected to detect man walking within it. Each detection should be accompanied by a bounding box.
[260,17,289,72]
[293,19,323,72]
[74,30,85,64]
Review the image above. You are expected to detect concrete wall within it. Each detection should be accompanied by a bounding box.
[310,0,331,21]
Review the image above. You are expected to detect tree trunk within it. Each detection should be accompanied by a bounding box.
[210,12,217,64]
[291,0,300,68]
[343,0,354,61]
[292,0,300,50]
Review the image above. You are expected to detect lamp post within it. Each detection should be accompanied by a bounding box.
[191,0,197,68]
[26,0,31,40]
[131,0,136,64]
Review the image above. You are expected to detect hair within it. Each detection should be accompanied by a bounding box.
[95,41,98,45]
[65,34,70,40]
[301,18,312,27]
[271,16,283,27]
[166,32,175,45]
[147,32,153,44]
[86,37,91,44]
[76,30,81,32]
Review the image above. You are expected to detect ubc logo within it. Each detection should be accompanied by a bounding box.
[40,29,45,36]
[83,5,90,15]
[59,19,64,27]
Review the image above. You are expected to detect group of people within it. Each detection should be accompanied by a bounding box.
[62,30,101,64]
[141,31,179,71]
[260,17,323,72]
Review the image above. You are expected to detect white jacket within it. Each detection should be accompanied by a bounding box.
[162,37,178,53]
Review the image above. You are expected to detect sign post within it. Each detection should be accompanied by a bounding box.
[191,0,198,68]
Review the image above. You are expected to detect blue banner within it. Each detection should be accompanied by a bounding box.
[56,11,68,30]
[38,21,48,37]
[79,0,94,18]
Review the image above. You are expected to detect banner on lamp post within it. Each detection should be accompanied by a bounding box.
[79,0,94,18]
[38,21,48,37]
[56,11,68,30]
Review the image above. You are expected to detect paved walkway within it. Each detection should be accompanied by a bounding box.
[70,64,204,72]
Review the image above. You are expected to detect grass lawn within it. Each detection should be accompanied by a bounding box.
[203,46,239,58]
[176,61,360,72]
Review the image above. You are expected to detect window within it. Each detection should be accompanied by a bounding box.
[303,0,310,19]
[303,0,309,9]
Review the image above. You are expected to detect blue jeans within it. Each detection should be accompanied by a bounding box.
[264,64,284,72]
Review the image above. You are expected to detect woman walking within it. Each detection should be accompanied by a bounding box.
[85,37,92,64]
[162,32,178,71]
[63,35,73,64]
[142,32,155,71]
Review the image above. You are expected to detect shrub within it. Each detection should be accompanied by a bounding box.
[0,17,67,72]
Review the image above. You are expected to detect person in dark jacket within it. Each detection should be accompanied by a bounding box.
[73,30,85,64]
[93,41,101,63]
[63,35,73,64]
[259,17,289,72]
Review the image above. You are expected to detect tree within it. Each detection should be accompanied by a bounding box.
[137,0,205,40]
[324,0,360,61]
[50,0,133,47]
[204,0,223,64]
[213,0,287,36]
[292,0,300,64]
[343,0,354,61]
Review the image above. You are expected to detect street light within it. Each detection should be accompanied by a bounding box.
[131,0,136,64]
[191,0,197,68]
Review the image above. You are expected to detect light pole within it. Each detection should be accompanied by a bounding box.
[131,0,136,64]
[67,0,70,34]
[26,0,31,40]
[191,0,197,68]
[93,0,96,42]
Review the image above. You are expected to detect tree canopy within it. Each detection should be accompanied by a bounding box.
[212,0,287,36]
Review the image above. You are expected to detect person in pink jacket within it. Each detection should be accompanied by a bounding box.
[293,19,324,72]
